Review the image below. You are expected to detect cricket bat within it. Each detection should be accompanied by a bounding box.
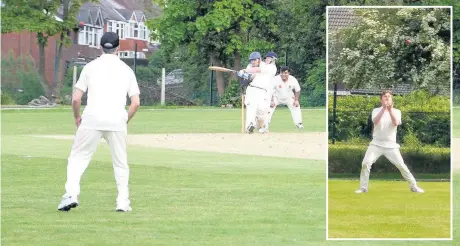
[208,66,237,73]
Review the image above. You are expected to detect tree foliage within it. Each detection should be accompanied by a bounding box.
[329,8,450,92]
[148,0,278,96]
[147,0,329,106]
[1,0,94,100]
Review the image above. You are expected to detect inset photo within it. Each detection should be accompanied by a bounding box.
[327,6,452,239]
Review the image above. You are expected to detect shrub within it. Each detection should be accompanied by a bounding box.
[220,79,243,107]
[328,143,450,178]
[1,51,45,105]
[328,90,450,147]
[1,91,16,105]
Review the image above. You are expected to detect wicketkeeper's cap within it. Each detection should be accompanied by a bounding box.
[265,51,278,59]
[249,52,261,61]
[100,32,120,49]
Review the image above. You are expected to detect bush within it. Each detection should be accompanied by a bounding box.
[1,52,45,105]
[220,79,243,107]
[1,91,16,105]
[328,143,450,178]
[302,58,326,107]
[328,90,450,147]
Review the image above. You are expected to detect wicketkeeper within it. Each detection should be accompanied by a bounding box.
[266,66,304,131]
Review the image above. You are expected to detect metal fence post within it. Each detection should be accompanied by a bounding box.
[209,63,213,106]
[332,83,338,144]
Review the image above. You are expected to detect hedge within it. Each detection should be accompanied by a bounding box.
[328,90,450,147]
[328,143,450,178]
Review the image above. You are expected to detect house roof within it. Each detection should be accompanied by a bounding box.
[115,8,134,20]
[98,0,129,21]
[56,0,158,24]
[328,8,359,33]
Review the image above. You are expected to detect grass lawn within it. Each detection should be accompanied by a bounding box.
[2,107,459,245]
[328,180,451,239]
[2,107,326,246]
[0,107,326,135]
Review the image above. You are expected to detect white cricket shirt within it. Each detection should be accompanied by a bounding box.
[271,75,301,100]
[370,107,402,148]
[246,62,277,91]
[75,54,140,131]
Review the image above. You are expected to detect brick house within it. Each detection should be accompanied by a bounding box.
[1,0,160,94]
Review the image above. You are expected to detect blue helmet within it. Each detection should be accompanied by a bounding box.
[249,52,261,61]
[265,51,278,59]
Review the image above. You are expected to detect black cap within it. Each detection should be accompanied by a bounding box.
[100,32,119,49]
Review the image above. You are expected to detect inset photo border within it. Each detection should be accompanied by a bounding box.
[326,5,453,240]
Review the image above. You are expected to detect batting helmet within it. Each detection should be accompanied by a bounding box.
[249,52,261,61]
[265,51,278,59]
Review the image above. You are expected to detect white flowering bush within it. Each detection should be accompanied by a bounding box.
[329,8,450,93]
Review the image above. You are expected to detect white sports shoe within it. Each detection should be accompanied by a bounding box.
[411,186,425,193]
[57,196,79,211]
[296,123,304,129]
[355,188,367,194]
[258,127,268,134]
[116,205,133,212]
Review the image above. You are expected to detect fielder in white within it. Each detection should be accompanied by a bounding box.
[58,32,141,212]
[266,66,303,131]
[238,51,277,134]
[355,91,424,194]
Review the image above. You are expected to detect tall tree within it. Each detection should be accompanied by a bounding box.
[1,0,91,100]
[148,0,278,96]
[329,8,450,93]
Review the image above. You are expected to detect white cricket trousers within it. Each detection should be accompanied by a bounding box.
[266,96,303,127]
[244,86,270,130]
[359,144,417,190]
[63,127,130,207]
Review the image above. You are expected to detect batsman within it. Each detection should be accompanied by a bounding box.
[236,51,277,134]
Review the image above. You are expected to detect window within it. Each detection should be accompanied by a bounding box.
[134,23,139,38]
[118,51,129,58]
[78,26,102,47]
[107,21,126,39]
[138,23,149,40]
[107,21,113,32]
[129,21,135,37]
[119,22,126,39]
[144,26,149,40]
[117,51,145,59]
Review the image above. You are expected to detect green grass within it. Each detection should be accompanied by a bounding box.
[3,107,460,245]
[328,180,451,239]
[0,107,326,135]
[1,107,326,246]
[329,173,450,180]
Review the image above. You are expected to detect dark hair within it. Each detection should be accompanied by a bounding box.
[380,90,393,98]
[280,66,291,73]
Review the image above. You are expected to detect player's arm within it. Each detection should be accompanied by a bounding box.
[244,67,261,73]
[293,77,301,106]
[294,91,300,101]
[127,71,141,123]
[72,66,89,127]
[388,107,401,126]
[72,89,84,127]
[127,95,140,123]
[372,108,386,126]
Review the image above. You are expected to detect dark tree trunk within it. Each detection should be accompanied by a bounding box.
[37,32,52,97]
[210,53,225,96]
